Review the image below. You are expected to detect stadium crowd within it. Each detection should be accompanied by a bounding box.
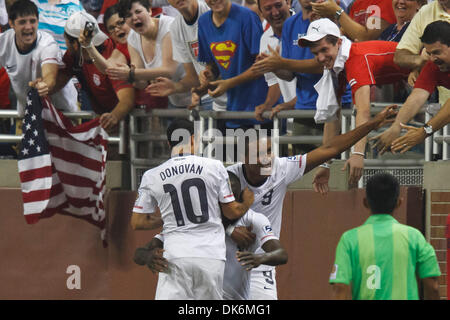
[0,0,449,300]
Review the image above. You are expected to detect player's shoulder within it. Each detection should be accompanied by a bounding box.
[338,225,361,246]
[394,222,425,240]
[195,154,223,166]
[238,208,269,228]
[139,165,161,184]
[278,154,306,169]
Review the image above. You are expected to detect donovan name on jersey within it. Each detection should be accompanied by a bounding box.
[159,162,204,181]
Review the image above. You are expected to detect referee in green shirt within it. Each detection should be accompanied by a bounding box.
[329,173,441,300]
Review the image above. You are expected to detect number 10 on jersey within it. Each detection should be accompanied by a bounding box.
[163,178,210,226]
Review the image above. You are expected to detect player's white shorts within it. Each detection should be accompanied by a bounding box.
[155,257,225,300]
[249,269,278,300]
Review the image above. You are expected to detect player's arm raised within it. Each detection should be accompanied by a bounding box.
[220,188,255,220]
[304,105,397,174]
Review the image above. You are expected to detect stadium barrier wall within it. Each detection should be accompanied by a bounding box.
[1,159,444,300]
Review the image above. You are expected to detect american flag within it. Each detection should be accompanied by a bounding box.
[18,89,109,245]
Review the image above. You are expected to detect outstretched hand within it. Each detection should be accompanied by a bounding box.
[312,166,330,196]
[391,123,427,153]
[251,45,282,74]
[372,105,398,129]
[145,77,175,96]
[369,126,401,155]
[342,154,364,186]
[208,79,231,98]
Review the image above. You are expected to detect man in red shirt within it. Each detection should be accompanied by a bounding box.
[298,18,409,186]
[47,11,135,131]
[371,20,450,153]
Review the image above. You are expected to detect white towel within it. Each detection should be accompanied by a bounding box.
[314,36,352,124]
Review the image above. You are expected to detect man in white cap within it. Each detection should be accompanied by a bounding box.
[44,11,135,131]
[298,18,410,188]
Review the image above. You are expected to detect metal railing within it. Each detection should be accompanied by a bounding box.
[2,102,448,191]
[0,110,125,152]
[127,103,450,190]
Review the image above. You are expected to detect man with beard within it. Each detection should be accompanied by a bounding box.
[372,20,450,153]
[383,21,450,153]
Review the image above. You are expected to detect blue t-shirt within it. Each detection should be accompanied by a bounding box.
[198,3,269,128]
[281,11,352,110]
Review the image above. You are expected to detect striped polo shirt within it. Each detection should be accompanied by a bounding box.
[32,0,85,52]
[329,214,441,300]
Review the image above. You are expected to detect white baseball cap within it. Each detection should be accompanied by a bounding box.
[65,11,109,47]
[298,18,341,47]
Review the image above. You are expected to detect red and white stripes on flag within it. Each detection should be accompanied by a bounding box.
[18,89,108,245]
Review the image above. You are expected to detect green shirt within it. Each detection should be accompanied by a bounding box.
[329,214,441,300]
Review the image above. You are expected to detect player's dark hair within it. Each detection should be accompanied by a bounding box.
[420,21,450,47]
[117,0,152,19]
[365,173,400,214]
[104,4,120,31]
[8,0,39,22]
[166,119,195,149]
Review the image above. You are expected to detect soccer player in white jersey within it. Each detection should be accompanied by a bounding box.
[223,171,288,300]
[131,119,254,300]
[134,171,288,300]
[0,0,78,117]
[227,105,398,299]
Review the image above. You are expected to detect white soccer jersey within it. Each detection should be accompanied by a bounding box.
[134,154,235,261]
[259,27,296,103]
[223,209,278,300]
[169,0,227,111]
[0,29,78,116]
[227,154,307,270]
